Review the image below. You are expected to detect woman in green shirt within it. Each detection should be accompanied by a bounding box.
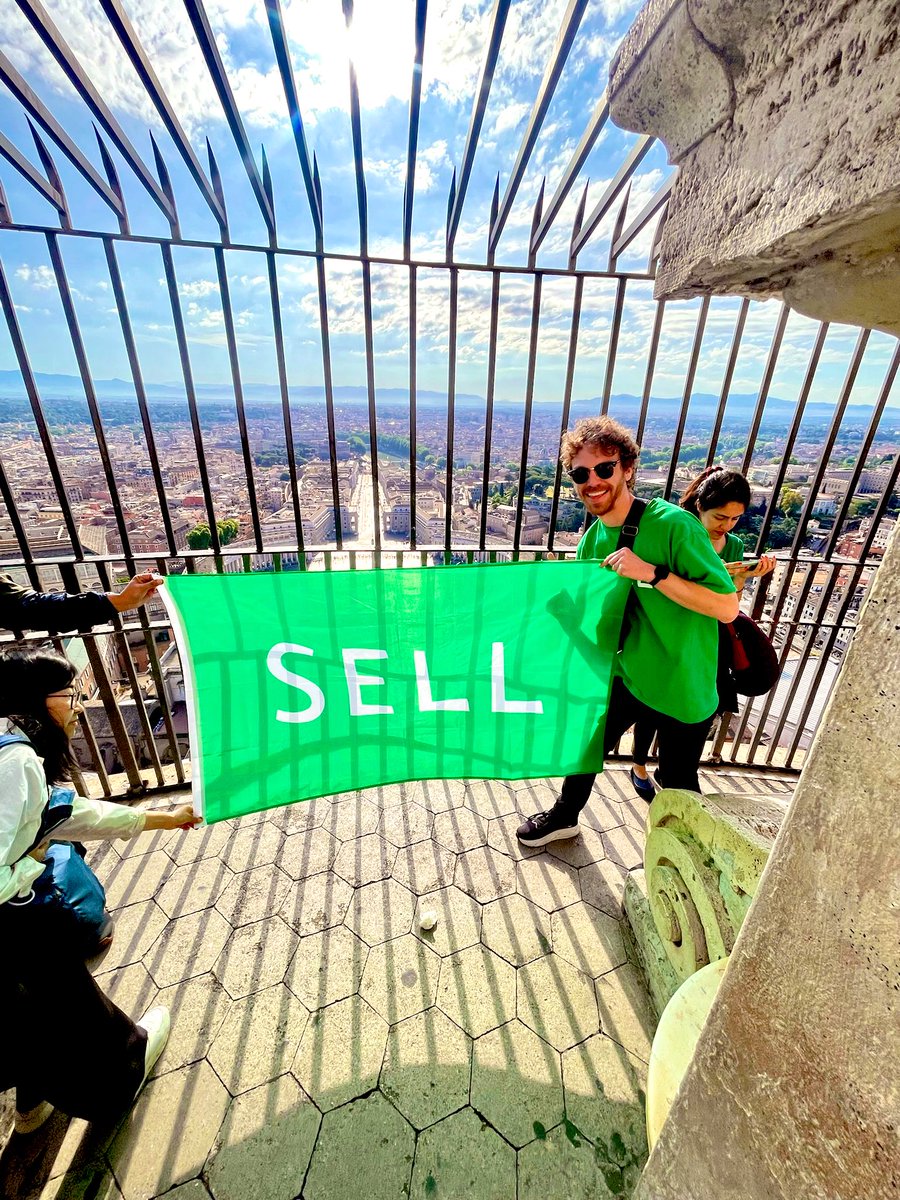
[630,466,776,801]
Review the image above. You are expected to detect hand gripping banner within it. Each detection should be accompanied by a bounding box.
[164,560,631,824]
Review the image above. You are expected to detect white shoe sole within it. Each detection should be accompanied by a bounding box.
[516,824,579,847]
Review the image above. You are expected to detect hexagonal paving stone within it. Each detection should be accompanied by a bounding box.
[410,886,482,957]
[344,877,416,946]
[208,982,309,1094]
[145,907,232,990]
[275,796,330,835]
[517,955,598,1051]
[550,903,628,979]
[614,793,652,835]
[100,962,159,1022]
[285,924,368,1011]
[293,994,388,1111]
[380,1007,472,1131]
[156,856,235,919]
[360,933,442,1023]
[277,828,340,880]
[378,800,433,847]
[363,781,419,810]
[321,795,380,840]
[218,822,284,873]
[432,807,488,853]
[165,821,233,866]
[115,824,175,862]
[332,832,396,887]
[279,870,354,936]
[107,1060,230,1200]
[391,838,457,895]
[595,963,657,1063]
[214,863,292,927]
[205,1074,321,1200]
[150,1182,208,1200]
[152,973,233,1077]
[562,1033,648,1167]
[600,825,644,871]
[486,814,543,862]
[481,894,552,967]
[91,899,169,976]
[576,791,629,835]
[518,1122,633,1200]
[411,1107,517,1200]
[463,779,518,820]
[103,849,173,911]
[406,778,469,813]
[212,915,299,999]
[512,780,560,811]
[436,945,517,1038]
[578,858,630,919]
[304,1092,414,1200]
[471,1019,564,1148]
[455,845,516,903]
[517,855,582,913]
[545,823,610,870]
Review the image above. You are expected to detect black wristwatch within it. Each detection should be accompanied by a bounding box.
[649,564,670,587]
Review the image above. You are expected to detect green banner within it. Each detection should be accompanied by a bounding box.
[164,560,630,824]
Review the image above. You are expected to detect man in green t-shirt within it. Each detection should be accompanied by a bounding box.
[517,416,739,847]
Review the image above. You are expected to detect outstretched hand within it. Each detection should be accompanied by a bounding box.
[143,804,202,832]
[108,572,164,613]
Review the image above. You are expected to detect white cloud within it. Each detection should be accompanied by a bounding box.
[179,279,220,298]
[15,264,56,290]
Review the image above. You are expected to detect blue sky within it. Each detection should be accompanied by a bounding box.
[0,0,897,411]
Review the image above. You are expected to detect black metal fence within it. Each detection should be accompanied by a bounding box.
[0,0,898,795]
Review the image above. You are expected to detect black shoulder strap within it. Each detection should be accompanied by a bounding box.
[616,496,648,551]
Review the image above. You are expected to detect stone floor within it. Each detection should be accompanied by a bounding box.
[0,765,795,1200]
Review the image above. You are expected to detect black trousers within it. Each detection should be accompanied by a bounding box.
[558,677,714,816]
[0,901,146,1122]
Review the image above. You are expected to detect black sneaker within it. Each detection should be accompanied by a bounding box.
[516,808,579,847]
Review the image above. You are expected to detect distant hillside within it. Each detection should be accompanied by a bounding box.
[0,369,895,427]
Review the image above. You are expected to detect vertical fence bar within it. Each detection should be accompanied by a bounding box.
[443,267,459,559]
[216,247,263,551]
[512,274,542,553]
[159,243,221,557]
[478,270,502,550]
[104,237,177,554]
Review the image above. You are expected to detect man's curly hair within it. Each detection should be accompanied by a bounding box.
[560,416,639,475]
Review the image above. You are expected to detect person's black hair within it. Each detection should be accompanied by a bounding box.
[0,648,77,784]
[680,466,751,518]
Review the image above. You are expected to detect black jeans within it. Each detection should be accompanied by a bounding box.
[0,901,146,1121]
[558,677,714,816]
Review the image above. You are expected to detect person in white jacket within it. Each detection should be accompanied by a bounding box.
[0,648,198,1134]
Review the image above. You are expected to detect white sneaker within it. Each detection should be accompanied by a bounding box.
[14,1101,54,1135]
[137,1005,170,1089]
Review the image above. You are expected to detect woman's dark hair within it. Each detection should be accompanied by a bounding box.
[0,648,77,784]
[680,466,751,518]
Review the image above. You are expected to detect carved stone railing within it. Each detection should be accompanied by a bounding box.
[624,788,788,1015]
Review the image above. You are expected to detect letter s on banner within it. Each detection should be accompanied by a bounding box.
[267,643,326,724]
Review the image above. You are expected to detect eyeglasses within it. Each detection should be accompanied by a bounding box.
[48,688,81,709]
[569,460,619,484]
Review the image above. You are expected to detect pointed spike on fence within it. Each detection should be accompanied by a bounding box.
[312,150,323,214]
[530,176,546,238]
[93,123,129,234]
[568,178,590,267]
[445,166,457,249]
[489,172,500,230]
[149,131,180,238]
[27,118,71,229]
[607,180,631,270]
[205,138,228,239]
[0,177,11,225]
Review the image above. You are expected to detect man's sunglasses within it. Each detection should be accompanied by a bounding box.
[569,460,619,484]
